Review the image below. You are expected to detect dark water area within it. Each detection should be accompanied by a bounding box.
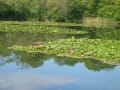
[0,27,120,90]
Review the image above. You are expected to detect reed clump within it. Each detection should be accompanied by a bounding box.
[82,17,119,27]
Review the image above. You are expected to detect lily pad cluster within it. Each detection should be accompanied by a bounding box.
[10,38,120,65]
[0,22,87,34]
[0,21,84,27]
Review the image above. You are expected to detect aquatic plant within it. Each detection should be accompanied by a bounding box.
[9,38,120,65]
[0,21,84,27]
[0,21,87,34]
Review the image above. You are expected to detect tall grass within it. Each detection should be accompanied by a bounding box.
[82,17,119,27]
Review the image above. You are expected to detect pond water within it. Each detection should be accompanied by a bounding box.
[0,27,120,90]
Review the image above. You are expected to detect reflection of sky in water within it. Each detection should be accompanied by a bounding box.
[0,53,20,66]
[0,72,78,90]
[0,60,120,90]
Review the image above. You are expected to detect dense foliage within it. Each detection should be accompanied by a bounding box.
[0,0,120,21]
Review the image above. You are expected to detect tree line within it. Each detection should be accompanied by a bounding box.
[0,0,120,22]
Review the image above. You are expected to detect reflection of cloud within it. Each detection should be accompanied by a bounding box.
[0,53,20,66]
[0,72,78,90]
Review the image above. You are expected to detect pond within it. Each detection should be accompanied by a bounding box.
[0,26,120,90]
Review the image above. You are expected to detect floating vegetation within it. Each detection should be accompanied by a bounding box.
[9,38,120,65]
[0,21,84,27]
[0,22,87,34]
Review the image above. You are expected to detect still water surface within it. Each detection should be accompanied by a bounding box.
[0,28,120,90]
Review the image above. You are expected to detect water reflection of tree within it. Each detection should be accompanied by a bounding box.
[15,52,52,68]
[0,51,52,68]
[0,51,116,71]
[54,56,115,71]
[0,52,20,66]
[87,27,120,40]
